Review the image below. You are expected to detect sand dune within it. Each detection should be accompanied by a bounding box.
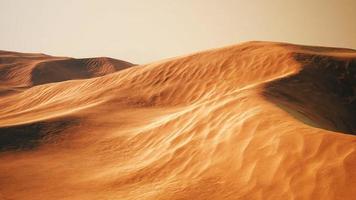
[0,50,134,97]
[0,41,355,200]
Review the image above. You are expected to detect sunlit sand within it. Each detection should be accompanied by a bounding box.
[0,41,355,200]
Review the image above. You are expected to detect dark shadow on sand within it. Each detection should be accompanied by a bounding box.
[262,51,356,135]
[0,118,78,152]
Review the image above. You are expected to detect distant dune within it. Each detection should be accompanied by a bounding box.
[0,42,355,200]
[0,50,134,96]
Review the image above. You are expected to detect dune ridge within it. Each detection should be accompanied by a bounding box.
[0,41,355,200]
[0,51,134,94]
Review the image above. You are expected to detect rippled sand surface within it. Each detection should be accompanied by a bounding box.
[0,42,355,200]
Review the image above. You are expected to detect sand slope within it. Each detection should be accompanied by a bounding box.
[0,50,134,96]
[0,42,355,200]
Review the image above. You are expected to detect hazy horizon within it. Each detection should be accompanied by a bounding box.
[1,0,355,63]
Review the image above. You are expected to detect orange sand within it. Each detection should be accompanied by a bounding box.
[0,42,355,200]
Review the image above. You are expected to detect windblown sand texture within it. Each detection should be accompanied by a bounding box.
[0,42,355,200]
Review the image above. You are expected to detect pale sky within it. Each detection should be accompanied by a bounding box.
[1,0,355,63]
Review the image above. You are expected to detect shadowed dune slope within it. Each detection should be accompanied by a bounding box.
[263,52,356,135]
[0,42,355,200]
